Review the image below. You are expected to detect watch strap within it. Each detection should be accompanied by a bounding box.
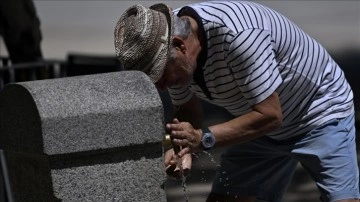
[202,127,211,134]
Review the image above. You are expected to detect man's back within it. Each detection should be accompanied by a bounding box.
[170,1,354,140]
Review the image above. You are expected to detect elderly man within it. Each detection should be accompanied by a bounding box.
[114,1,359,202]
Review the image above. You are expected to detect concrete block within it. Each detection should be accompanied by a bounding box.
[0,71,167,201]
[51,157,166,202]
[2,150,58,202]
[0,71,164,155]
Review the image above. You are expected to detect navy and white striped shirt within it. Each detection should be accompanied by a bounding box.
[169,1,354,140]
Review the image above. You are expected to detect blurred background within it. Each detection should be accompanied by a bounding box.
[0,1,359,201]
[1,1,359,59]
[1,1,359,58]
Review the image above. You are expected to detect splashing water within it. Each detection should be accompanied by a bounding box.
[202,150,221,168]
[181,173,189,202]
[169,150,223,202]
[177,157,189,202]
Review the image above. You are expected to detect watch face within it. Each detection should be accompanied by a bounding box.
[202,133,215,149]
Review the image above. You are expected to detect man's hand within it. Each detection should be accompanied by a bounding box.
[164,148,192,179]
[166,118,202,157]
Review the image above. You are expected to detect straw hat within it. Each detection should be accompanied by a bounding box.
[114,4,173,83]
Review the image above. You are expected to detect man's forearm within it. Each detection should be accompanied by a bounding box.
[209,92,282,148]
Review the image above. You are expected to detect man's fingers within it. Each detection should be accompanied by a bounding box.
[164,149,175,165]
[166,123,183,131]
[178,147,191,158]
[172,135,198,149]
[182,153,192,169]
[181,153,192,177]
[171,130,188,138]
[165,153,192,179]
[166,165,182,179]
[170,130,192,142]
[166,120,192,132]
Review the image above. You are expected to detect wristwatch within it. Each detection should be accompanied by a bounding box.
[201,127,216,150]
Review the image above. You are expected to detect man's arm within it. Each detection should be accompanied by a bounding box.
[168,91,282,156]
[209,91,282,148]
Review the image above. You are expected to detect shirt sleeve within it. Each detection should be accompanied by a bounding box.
[227,28,282,105]
[168,86,194,106]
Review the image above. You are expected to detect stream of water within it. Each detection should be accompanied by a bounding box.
[177,157,189,202]
[177,150,222,202]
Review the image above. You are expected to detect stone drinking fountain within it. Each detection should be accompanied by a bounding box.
[0,71,167,201]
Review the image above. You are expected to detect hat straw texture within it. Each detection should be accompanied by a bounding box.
[114,4,173,83]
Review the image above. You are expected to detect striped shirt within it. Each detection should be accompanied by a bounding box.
[169,1,354,140]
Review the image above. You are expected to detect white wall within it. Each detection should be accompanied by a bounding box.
[1,1,359,60]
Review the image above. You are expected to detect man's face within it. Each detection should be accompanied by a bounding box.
[155,49,196,91]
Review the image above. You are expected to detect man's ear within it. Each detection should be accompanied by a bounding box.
[172,36,186,53]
